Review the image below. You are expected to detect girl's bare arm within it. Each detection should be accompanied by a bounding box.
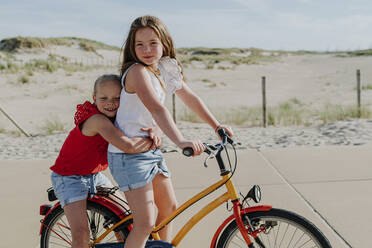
[126,64,204,154]
[126,65,185,147]
[176,83,234,137]
[176,83,219,129]
[83,114,153,154]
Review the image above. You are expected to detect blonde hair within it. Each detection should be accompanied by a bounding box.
[120,15,182,77]
[93,74,121,95]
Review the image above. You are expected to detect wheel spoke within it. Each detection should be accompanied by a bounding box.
[217,209,329,248]
[288,227,298,248]
[56,219,71,243]
[274,221,281,247]
[279,223,290,248]
[293,232,305,248]
[49,241,70,247]
[41,203,130,248]
[263,231,270,247]
[298,237,312,247]
[266,228,272,247]
[231,238,245,248]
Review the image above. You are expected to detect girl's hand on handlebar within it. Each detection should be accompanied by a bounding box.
[178,140,205,156]
[215,125,234,139]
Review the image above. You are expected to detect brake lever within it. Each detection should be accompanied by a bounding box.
[203,144,218,168]
[203,153,214,168]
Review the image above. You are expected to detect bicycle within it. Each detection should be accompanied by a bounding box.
[39,129,331,248]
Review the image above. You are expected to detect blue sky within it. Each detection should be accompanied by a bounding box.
[1,0,372,51]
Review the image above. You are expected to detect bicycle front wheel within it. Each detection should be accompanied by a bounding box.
[217,208,331,248]
[40,201,132,248]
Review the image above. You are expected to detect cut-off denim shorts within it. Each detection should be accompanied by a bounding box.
[108,148,170,192]
[51,171,113,208]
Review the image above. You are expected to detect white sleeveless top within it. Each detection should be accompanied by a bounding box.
[108,57,183,153]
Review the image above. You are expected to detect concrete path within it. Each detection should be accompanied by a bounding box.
[261,145,372,248]
[1,145,371,248]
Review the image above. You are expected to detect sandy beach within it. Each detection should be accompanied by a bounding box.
[1,39,372,137]
[1,38,372,160]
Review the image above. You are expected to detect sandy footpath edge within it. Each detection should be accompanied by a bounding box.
[1,118,372,160]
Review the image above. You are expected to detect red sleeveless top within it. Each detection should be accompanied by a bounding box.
[50,101,109,176]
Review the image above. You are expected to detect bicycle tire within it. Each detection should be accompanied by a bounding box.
[40,201,132,248]
[216,208,331,248]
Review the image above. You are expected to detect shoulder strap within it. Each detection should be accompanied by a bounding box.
[121,63,139,87]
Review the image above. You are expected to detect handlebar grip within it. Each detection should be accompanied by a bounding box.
[217,128,227,139]
[217,128,234,144]
[182,147,194,157]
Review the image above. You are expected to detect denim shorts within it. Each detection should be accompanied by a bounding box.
[108,148,170,192]
[51,171,113,208]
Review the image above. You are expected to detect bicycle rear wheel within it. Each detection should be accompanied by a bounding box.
[217,208,331,248]
[40,201,131,248]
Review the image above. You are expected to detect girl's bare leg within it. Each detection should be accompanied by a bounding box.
[124,183,156,248]
[63,200,89,248]
[153,174,178,242]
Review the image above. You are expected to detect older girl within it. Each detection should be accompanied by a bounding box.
[108,16,233,248]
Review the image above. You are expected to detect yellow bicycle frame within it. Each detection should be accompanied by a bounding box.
[89,173,240,247]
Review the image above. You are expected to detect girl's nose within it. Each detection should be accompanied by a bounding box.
[143,45,151,52]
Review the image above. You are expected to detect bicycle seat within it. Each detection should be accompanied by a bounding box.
[93,240,174,248]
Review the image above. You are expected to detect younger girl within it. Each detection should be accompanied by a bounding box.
[50,74,161,248]
[108,16,233,248]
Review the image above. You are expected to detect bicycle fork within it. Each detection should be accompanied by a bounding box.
[225,177,267,248]
[223,178,254,247]
[232,202,255,248]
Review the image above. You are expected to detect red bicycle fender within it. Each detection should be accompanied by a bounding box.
[209,205,272,248]
[39,202,61,235]
[39,196,128,235]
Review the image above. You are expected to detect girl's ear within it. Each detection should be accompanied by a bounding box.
[92,94,96,103]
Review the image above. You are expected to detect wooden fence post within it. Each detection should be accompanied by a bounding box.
[0,106,30,137]
[262,76,267,127]
[172,94,176,123]
[357,69,361,118]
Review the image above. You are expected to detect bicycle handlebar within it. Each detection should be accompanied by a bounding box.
[182,129,233,157]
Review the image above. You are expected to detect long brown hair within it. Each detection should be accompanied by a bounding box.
[120,15,182,77]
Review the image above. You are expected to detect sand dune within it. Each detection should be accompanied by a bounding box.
[1,38,372,135]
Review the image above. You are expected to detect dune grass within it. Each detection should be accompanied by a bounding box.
[0,36,120,52]
[346,49,372,57]
[42,118,65,134]
[178,99,371,126]
[318,103,371,123]
[0,52,109,74]
[0,53,20,73]
[18,75,29,84]
[353,84,372,91]
[362,84,372,90]
[178,47,279,69]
